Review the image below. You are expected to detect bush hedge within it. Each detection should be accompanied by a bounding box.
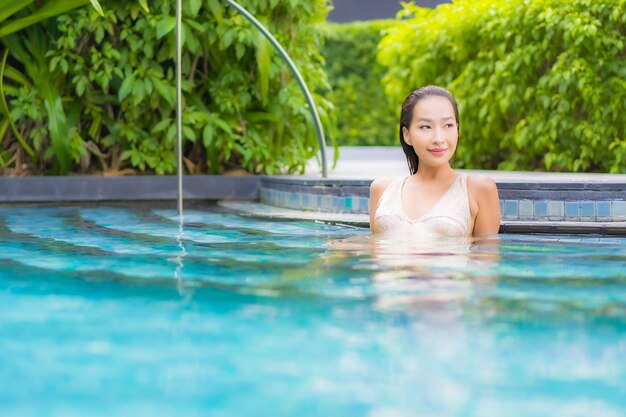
[378,0,626,172]
[1,0,333,175]
[321,20,396,146]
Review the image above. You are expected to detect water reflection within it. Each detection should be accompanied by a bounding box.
[323,232,626,325]
[172,219,193,300]
[325,233,500,310]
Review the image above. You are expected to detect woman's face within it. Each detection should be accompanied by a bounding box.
[402,96,458,167]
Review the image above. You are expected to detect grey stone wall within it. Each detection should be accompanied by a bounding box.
[327,0,449,22]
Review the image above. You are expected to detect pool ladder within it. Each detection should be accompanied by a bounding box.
[174,0,329,218]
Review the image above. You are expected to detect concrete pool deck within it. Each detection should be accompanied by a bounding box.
[305,147,626,183]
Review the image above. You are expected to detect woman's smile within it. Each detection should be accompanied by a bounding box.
[428,148,448,157]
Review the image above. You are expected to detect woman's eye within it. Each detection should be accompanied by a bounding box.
[419,125,431,130]
[444,123,454,128]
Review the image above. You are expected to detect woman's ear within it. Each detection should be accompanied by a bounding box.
[402,126,411,145]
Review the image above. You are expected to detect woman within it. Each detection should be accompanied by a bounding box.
[369,86,501,238]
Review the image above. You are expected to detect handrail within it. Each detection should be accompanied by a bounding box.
[221,0,328,178]
[175,0,330,218]
[175,0,183,218]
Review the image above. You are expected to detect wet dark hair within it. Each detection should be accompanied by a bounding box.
[399,85,460,174]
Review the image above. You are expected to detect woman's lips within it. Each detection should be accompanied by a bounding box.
[428,148,448,156]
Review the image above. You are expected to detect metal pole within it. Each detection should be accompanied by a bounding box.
[222,0,329,178]
[175,0,184,217]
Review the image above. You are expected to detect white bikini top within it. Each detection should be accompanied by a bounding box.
[373,174,472,239]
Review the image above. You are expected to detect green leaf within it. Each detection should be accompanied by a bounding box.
[156,16,176,39]
[254,34,271,106]
[41,88,72,173]
[152,77,174,105]
[88,0,103,16]
[188,0,202,17]
[0,0,91,38]
[0,48,35,158]
[153,119,171,133]
[182,125,195,141]
[0,0,35,24]
[118,73,136,102]
[138,0,150,13]
[202,125,214,147]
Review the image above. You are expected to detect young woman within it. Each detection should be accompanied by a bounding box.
[369,86,501,238]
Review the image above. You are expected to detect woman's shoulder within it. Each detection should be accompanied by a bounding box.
[370,177,399,195]
[465,174,499,198]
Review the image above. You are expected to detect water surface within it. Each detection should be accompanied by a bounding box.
[1,206,625,417]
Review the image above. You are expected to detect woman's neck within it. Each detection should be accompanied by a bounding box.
[413,164,455,182]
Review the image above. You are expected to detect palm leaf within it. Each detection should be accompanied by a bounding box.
[0,48,35,158]
[0,0,93,38]
[41,86,71,172]
[0,0,35,23]
[254,32,271,106]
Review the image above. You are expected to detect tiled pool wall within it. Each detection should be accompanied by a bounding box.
[260,178,626,223]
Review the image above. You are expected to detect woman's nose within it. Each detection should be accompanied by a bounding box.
[432,130,444,143]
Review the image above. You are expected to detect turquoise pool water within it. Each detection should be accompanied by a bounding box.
[1,206,625,417]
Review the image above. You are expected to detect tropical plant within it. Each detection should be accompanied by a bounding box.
[1,0,333,175]
[378,0,626,173]
[0,0,103,173]
[321,20,396,146]
[0,0,102,38]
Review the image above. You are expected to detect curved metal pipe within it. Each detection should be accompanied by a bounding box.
[221,0,329,178]
[174,0,330,217]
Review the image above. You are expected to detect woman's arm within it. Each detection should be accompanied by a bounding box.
[469,175,501,236]
[369,178,394,232]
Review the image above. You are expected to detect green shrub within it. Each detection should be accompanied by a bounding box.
[1,0,333,175]
[378,0,626,173]
[321,20,396,146]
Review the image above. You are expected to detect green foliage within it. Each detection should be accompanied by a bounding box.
[0,0,103,38]
[378,0,626,173]
[1,0,333,175]
[0,0,102,173]
[321,20,396,146]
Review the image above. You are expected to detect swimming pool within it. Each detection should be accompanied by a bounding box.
[1,206,625,416]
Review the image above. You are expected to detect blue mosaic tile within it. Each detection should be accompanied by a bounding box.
[499,200,504,213]
[309,193,318,210]
[580,201,595,217]
[302,194,310,208]
[548,201,564,217]
[322,195,332,210]
[360,197,370,214]
[504,200,518,217]
[596,201,611,217]
[352,196,360,212]
[316,194,322,209]
[290,192,298,206]
[534,201,548,217]
[564,202,579,218]
[614,201,626,220]
[518,200,533,217]
[333,197,346,211]
[345,197,353,210]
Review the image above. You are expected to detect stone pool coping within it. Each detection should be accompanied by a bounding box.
[218,201,626,235]
[260,172,626,224]
[0,175,259,202]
